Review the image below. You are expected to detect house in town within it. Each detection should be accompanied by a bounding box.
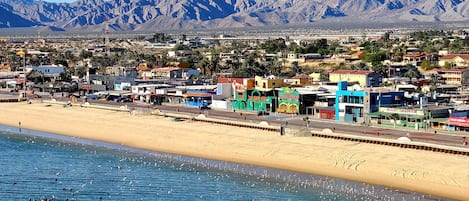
[435,68,469,86]
[231,76,282,113]
[329,70,382,87]
[439,54,469,67]
[335,81,404,124]
[31,65,64,81]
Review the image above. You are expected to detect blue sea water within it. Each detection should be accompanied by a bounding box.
[0,126,449,201]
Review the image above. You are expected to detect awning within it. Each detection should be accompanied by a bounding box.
[368,112,425,119]
[445,121,469,128]
[368,112,391,117]
[184,92,213,97]
[430,118,448,123]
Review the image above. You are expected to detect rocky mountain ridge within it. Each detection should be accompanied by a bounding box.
[0,0,467,31]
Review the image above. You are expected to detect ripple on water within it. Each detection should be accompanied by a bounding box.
[0,125,451,201]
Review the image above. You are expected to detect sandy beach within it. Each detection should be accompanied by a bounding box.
[1,102,469,200]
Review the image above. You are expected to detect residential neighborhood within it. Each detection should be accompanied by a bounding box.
[1,30,469,132]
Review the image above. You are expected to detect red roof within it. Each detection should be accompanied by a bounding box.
[217,77,245,84]
[330,70,372,75]
[436,68,469,73]
[445,120,469,128]
[440,54,469,60]
[151,67,179,72]
[185,92,212,97]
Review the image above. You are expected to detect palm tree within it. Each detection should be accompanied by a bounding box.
[389,113,399,128]
[196,58,210,77]
[303,116,309,129]
[404,64,420,83]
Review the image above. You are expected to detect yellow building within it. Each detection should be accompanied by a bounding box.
[329,70,381,87]
[436,69,469,85]
[439,54,469,67]
[309,72,321,82]
[284,74,311,86]
[255,76,285,91]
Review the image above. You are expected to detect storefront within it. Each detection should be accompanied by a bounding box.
[184,90,214,108]
[369,107,430,130]
[445,110,469,131]
[232,89,276,113]
[277,88,300,114]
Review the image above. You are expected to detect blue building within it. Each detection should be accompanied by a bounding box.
[335,81,404,123]
[184,90,214,108]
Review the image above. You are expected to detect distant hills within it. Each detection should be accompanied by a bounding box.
[0,0,468,31]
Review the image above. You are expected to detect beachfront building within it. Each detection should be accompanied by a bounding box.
[371,105,451,130]
[335,81,404,124]
[445,109,469,131]
[231,76,278,113]
[329,70,382,87]
[211,77,246,110]
[276,87,317,115]
[311,91,336,120]
[184,90,214,108]
[232,89,277,113]
[277,87,300,114]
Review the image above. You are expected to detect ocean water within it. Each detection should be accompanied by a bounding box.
[0,126,449,201]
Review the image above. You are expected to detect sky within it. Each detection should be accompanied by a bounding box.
[43,0,75,3]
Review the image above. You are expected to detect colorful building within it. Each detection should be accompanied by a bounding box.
[232,89,277,113]
[277,87,300,114]
[445,109,469,131]
[277,87,318,115]
[335,81,404,124]
[230,76,283,113]
[184,90,214,108]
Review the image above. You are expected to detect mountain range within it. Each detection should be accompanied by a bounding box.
[0,0,468,31]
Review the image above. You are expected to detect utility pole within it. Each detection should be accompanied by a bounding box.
[23,49,26,99]
[105,17,110,57]
[16,49,26,100]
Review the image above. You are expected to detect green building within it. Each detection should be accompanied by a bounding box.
[232,89,277,113]
[277,87,300,114]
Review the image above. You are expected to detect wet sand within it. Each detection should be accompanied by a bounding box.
[1,102,469,200]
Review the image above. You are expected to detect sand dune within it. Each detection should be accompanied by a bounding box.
[1,102,469,200]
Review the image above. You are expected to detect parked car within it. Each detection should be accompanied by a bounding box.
[257,111,269,116]
[85,94,98,100]
[106,95,121,102]
[118,97,133,103]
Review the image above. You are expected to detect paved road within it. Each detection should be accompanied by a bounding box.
[145,104,468,148]
[35,98,469,148]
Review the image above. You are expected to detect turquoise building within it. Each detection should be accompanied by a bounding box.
[335,81,404,123]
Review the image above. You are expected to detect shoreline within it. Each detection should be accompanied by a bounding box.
[0,124,443,200]
[1,102,469,200]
